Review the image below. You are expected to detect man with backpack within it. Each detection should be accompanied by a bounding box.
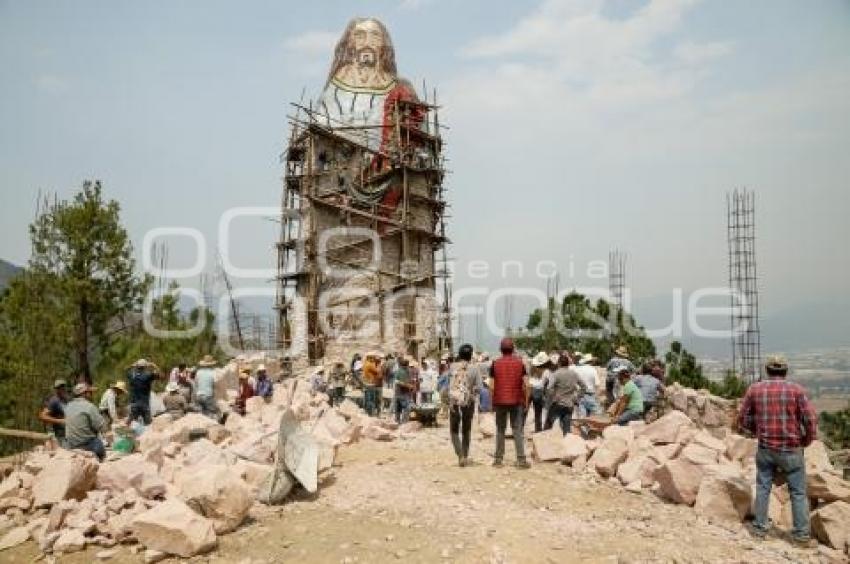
[448,343,481,467]
[489,338,530,469]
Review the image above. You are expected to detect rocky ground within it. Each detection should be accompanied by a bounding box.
[2,420,840,563]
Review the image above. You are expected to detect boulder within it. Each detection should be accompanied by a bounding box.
[0,526,29,551]
[617,455,659,487]
[811,500,850,551]
[149,414,173,433]
[229,436,274,464]
[32,452,98,507]
[138,431,170,455]
[588,438,629,478]
[184,438,235,467]
[694,465,752,522]
[653,443,681,461]
[563,433,589,463]
[602,425,634,444]
[96,454,166,499]
[53,528,87,553]
[170,413,223,444]
[691,430,726,454]
[806,441,835,472]
[724,434,756,462]
[131,498,217,557]
[312,409,357,446]
[679,443,720,466]
[364,425,396,441]
[178,465,252,534]
[0,497,31,511]
[807,469,850,503]
[233,460,273,492]
[45,500,76,533]
[0,474,20,500]
[571,454,587,472]
[532,429,569,462]
[245,396,266,415]
[654,458,707,505]
[638,411,693,445]
[337,399,362,420]
[399,421,423,434]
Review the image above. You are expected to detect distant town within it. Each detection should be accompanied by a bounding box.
[701,346,850,413]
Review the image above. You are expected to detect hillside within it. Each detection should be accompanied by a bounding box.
[0,259,22,292]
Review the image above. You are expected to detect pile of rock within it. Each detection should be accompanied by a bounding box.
[531,409,850,556]
[0,375,419,559]
[664,382,737,437]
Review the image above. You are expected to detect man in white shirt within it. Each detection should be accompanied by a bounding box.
[574,354,601,417]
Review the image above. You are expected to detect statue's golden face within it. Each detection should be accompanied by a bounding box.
[350,20,385,67]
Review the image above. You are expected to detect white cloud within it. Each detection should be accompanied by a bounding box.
[458,0,722,108]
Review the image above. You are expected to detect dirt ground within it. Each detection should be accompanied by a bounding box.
[2,420,832,563]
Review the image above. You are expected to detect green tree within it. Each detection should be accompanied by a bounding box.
[514,291,656,364]
[28,181,145,382]
[664,341,746,399]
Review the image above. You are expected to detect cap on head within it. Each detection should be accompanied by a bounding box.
[499,338,514,353]
[113,381,127,393]
[256,364,266,372]
[133,358,149,368]
[765,354,788,373]
[54,379,68,389]
[615,346,630,358]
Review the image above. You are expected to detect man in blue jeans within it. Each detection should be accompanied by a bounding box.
[738,355,818,548]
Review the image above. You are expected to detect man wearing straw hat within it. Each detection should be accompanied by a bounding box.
[98,380,127,426]
[605,345,634,408]
[127,358,161,425]
[195,354,219,419]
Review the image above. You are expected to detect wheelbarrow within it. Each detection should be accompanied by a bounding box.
[573,415,613,439]
[410,403,439,427]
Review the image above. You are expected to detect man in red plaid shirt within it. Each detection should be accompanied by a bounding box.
[738,354,817,547]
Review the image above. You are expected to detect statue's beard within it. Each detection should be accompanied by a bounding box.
[356,47,377,67]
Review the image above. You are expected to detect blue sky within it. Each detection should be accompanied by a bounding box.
[1,0,849,352]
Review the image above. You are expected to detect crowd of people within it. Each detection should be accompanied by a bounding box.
[36,354,275,461]
[35,342,820,547]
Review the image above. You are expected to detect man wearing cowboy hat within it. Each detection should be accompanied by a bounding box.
[234,368,255,416]
[163,381,188,419]
[362,351,382,417]
[99,380,127,426]
[64,382,107,461]
[39,378,69,446]
[127,358,161,425]
[528,351,551,433]
[605,345,635,408]
[255,364,274,402]
[195,354,219,419]
[328,359,347,407]
[738,355,817,547]
[574,353,601,418]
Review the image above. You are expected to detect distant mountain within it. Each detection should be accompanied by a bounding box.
[630,294,850,358]
[0,259,22,292]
